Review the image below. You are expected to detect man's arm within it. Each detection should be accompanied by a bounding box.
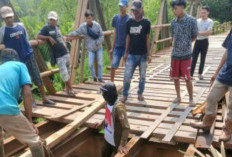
[124,35,130,61]
[110,29,116,54]
[67,24,85,40]
[37,34,56,46]
[22,84,33,123]
[198,30,212,36]
[192,19,198,42]
[0,26,5,44]
[211,50,227,84]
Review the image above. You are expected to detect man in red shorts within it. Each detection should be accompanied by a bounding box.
[170,0,198,106]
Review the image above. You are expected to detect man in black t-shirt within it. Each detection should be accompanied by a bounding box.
[121,0,151,103]
[37,11,76,96]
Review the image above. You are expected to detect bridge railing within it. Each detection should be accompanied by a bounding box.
[212,21,231,35]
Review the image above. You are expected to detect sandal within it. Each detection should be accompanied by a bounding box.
[138,95,145,101]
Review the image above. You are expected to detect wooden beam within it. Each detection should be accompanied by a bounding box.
[151,0,166,54]
[19,84,123,157]
[0,127,4,157]
[94,0,112,51]
[140,103,177,139]
[33,47,56,95]
[19,98,106,157]
[40,69,59,78]
[70,0,89,84]
[162,107,192,142]
[114,137,144,157]
[79,41,86,83]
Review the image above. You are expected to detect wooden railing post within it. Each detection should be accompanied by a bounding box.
[0,127,4,157]
[79,40,86,83]
[151,0,166,54]
[70,0,89,85]
[33,47,56,95]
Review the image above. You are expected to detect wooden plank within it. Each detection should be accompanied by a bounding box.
[162,87,207,142]
[48,103,93,120]
[114,137,144,157]
[140,103,177,139]
[162,106,192,142]
[19,98,106,157]
[70,0,88,84]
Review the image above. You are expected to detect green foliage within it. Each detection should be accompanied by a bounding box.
[202,0,232,23]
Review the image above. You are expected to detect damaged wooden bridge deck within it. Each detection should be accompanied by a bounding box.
[4,34,232,156]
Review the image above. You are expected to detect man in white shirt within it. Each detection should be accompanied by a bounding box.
[191,6,214,80]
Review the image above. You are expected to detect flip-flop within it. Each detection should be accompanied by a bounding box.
[67,90,76,97]
[138,95,145,101]
[120,96,127,103]
[43,99,55,105]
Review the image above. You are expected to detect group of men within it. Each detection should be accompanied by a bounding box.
[1,0,232,156]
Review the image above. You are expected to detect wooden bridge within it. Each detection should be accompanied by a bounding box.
[2,32,232,157]
[1,0,232,156]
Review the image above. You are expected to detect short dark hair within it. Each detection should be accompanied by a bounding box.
[85,10,94,17]
[201,6,210,12]
[170,0,187,8]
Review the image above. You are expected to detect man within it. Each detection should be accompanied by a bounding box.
[110,0,130,82]
[190,28,232,142]
[67,10,104,82]
[191,6,214,80]
[37,11,76,96]
[0,6,54,104]
[170,0,198,106]
[92,82,130,157]
[121,0,151,103]
[0,48,45,156]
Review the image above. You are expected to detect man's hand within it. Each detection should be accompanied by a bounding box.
[49,37,56,46]
[32,124,39,135]
[91,122,103,129]
[147,56,152,64]
[210,73,217,86]
[123,53,128,63]
[118,145,128,154]
[109,49,113,60]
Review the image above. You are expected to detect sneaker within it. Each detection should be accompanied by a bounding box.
[93,77,98,82]
[189,100,196,107]
[98,78,104,83]
[198,74,203,80]
[172,97,181,104]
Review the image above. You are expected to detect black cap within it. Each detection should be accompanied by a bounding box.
[100,82,118,106]
[131,0,142,11]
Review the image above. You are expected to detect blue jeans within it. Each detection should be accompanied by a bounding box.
[88,48,103,79]
[111,47,125,68]
[123,54,147,97]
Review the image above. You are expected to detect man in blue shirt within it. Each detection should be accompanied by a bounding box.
[0,48,45,156]
[190,30,232,142]
[110,0,130,82]
[0,6,54,105]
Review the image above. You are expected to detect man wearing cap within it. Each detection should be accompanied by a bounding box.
[37,11,76,96]
[121,0,151,103]
[0,48,45,157]
[170,0,198,106]
[0,6,54,105]
[110,0,130,82]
